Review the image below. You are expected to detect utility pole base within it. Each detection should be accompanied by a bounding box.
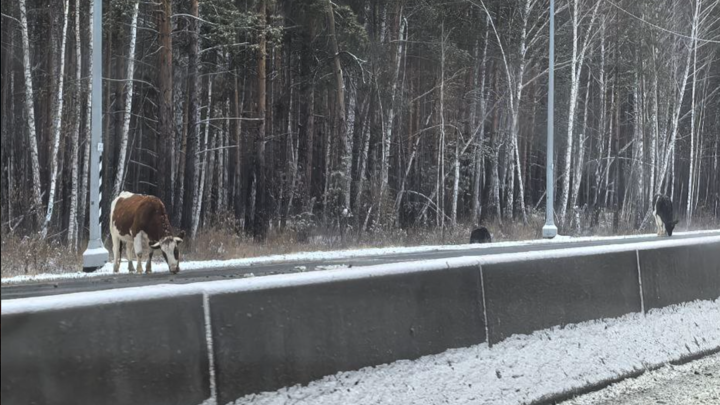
[82,241,108,273]
[542,224,558,239]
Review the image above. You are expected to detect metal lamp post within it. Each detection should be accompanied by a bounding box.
[542,0,558,238]
[82,0,108,271]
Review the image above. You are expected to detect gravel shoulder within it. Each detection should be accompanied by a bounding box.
[561,353,720,405]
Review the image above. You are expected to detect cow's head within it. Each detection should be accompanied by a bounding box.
[666,219,679,236]
[151,230,185,274]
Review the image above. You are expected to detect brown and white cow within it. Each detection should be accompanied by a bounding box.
[110,191,185,274]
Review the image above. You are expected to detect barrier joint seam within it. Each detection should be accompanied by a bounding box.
[636,250,645,314]
[478,263,490,347]
[203,292,218,403]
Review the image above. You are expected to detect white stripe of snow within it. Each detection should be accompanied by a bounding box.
[3,235,718,314]
[226,299,720,405]
[3,229,719,285]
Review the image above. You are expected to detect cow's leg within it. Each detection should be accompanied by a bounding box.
[134,233,145,274]
[125,242,136,273]
[112,234,121,273]
[146,250,154,274]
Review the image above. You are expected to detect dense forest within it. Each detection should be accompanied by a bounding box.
[1,0,719,248]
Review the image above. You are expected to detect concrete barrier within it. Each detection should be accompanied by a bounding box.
[209,265,486,403]
[2,236,718,404]
[638,241,720,311]
[1,293,210,405]
[482,251,642,344]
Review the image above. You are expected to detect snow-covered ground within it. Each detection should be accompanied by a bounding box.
[561,353,720,405]
[227,299,720,405]
[3,229,718,285]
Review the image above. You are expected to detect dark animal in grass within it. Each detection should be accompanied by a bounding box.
[653,194,678,237]
[470,227,492,244]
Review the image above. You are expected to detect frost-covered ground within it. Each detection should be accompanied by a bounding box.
[561,353,720,405]
[3,229,718,284]
[228,299,720,405]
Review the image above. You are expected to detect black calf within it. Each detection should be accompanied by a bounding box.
[470,227,492,244]
[653,194,678,236]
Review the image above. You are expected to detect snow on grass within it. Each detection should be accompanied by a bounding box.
[229,299,720,405]
[2,230,720,285]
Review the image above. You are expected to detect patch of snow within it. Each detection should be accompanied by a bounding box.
[3,230,718,285]
[227,299,720,405]
[314,264,349,271]
[1,283,199,315]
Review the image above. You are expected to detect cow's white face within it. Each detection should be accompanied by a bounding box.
[151,232,184,274]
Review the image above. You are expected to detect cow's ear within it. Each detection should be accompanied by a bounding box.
[177,230,186,240]
[150,241,162,249]
[671,219,679,225]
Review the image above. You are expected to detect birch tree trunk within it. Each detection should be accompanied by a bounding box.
[326,0,349,212]
[507,0,535,225]
[253,0,268,240]
[355,87,372,212]
[471,15,490,224]
[592,20,606,208]
[19,0,44,227]
[686,16,699,226]
[112,0,140,198]
[183,0,201,230]
[233,75,245,220]
[633,59,645,227]
[344,78,357,215]
[570,76,591,228]
[67,0,83,246]
[451,130,459,227]
[78,0,93,245]
[158,0,174,213]
[559,0,600,227]
[656,0,699,196]
[487,70,502,222]
[191,78,212,238]
[380,14,406,210]
[647,43,659,212]
[2,31,13,230]
[221,86,230,213]
[285,68,298,222]
[438,23,446,230]
[41,0,71,238]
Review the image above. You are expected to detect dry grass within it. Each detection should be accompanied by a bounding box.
[1,234,81,277]
[2,209,718,278]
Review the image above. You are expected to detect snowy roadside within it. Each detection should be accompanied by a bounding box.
[3,229,718,285]
[228,299,720,405]
[560,353,720,405]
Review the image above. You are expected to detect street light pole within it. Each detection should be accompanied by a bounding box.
[543,0,558,238]
[82,0,109,271]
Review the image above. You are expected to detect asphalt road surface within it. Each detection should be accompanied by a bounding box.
[3,231,718,300]
[560,353,720,405]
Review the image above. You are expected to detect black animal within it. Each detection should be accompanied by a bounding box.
[470,227,492,244]
[653,194,678,236]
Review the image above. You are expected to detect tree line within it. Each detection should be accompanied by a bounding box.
[1,0,719,247]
